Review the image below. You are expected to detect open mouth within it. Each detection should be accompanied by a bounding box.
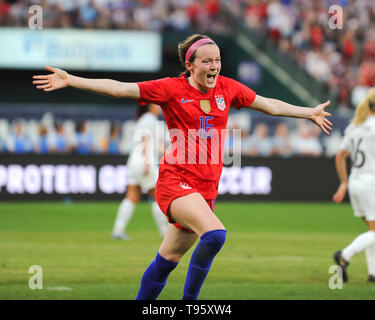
[206,74,217,84]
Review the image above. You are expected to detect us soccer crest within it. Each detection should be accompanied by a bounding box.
[200,100,211,114]
[215,95,226,111]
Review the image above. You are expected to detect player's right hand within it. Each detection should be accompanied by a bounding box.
[311,100,332,135]
[332,183,348,203]
[32,65,69,92]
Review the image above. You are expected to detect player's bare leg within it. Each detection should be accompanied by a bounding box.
[148,188,156,200]
[126,185,141,203]
[135,222,194,300]
[168,192,225,236]
[367,220,375,231]
[167,192,226,299]
[148,188,168,237]
[136,193,226,300]
[159,224,198,262]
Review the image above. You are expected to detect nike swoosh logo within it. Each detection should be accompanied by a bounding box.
[180,182,192,190]
[181,98,194,103]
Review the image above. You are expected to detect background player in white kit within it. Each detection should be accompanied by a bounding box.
[112,103,168,240]
[333,88,375,283]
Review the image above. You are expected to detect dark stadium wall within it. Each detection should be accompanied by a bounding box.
[0,154,343,202]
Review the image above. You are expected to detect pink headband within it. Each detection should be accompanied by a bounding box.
[185,38,215,62]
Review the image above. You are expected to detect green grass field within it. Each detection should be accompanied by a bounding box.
[1,201,374,300]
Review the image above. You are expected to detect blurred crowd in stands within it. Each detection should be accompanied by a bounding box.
[228,0,375,113]
[1,0,373,113]
[0,0,228,34]
[0,113,136,155]
[0,111,344,158]
[0,0,369,156]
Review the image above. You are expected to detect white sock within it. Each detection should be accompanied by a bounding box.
[151,201,168,237]
[365,244,375,276]
[112,199,135,235]
[342,231,375,261]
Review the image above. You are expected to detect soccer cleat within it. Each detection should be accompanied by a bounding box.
[333,250,349,282]
[367,275,375,282]
[111,233,131,241]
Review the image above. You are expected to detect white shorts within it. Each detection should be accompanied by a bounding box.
[348,175,375,221]
[127,162,158,192]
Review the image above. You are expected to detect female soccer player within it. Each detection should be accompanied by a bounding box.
[33,34,332,300]
[332,88,375,283]
[111,103,168,240]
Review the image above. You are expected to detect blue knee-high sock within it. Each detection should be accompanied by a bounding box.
[136,252,178,300]
[183,229,226,300]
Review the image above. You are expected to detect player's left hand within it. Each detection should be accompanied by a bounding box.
[310,100,332,135]
[332,182,348,203]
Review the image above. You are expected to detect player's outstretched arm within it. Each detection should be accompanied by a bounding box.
[250,95,333,134]
[332,149,350,203]
[32,66,140,99]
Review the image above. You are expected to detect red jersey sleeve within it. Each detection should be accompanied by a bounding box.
[228,78,257,110]
[136,77,173,106]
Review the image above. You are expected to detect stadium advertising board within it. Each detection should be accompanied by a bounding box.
[0,155,338,201]
[0,28,161,71]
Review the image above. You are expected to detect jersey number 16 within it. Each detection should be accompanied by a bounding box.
[351,138,365,168]
[199,116,213,138]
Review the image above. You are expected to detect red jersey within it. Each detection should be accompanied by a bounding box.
[137,75,256,199]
